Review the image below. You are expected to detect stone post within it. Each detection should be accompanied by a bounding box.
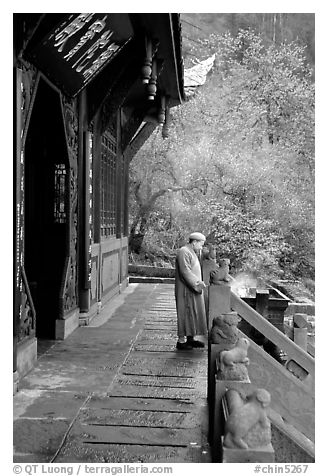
[208,283,232,329]
[250,289,269,345]
[211,336,251,462]
[207,282,232,446]
[208,283,232,402]
[293,313,308,351]
[256,290,269,317]
[221,388,274,463]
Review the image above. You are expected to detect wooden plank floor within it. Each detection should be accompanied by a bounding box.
[57,285,210,463]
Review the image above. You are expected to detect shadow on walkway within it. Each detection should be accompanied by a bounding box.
[13,283,211,463]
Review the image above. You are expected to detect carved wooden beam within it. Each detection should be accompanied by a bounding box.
[99,58,143,135]
[121,107,148,151]
[123,122,157,163]
[87,36,143,122]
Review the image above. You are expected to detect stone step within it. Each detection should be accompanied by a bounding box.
[67,422,201,447]
[55,442,202,463]
[79,408,197,428]
[85,395,194,412]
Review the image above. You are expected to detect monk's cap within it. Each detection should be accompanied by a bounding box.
[189,232,206,242]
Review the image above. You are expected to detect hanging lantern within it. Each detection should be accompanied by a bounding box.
[141,37,152,84]
[147,58,157,100]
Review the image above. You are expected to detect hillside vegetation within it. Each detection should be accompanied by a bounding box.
[128,14,315,300]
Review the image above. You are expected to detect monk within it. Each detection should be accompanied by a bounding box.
[175,232,208,350]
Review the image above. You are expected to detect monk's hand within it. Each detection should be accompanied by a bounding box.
[194,281,206,293]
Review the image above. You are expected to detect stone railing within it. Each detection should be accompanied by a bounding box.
[221,388,275,463]
[208,330,275,462]
[230,293,315,392]
[284,313,315,357]
[207,282,315,462]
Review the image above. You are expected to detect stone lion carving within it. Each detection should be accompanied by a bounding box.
[220,337,250,371]
[211,258,231,284]
[223,388,272,449]
[219,337,250,381]
[210,312,240,345]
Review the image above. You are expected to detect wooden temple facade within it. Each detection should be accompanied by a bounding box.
[13,13,184,391]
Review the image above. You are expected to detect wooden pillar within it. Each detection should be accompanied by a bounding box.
[123,149,129,237]
[116,111,122,239]
[92,112,102,244]
[78,91,92,312]
[14,66,22,374]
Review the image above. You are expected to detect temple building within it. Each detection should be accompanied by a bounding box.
[14,13,184,390]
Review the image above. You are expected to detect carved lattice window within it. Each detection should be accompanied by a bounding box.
[54,163,67,223]
[101,132,117,237]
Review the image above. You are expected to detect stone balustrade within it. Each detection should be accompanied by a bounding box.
[285,312,313,355]
[209,327,274,462]
[207,279,315,462]
[220,387,275,463]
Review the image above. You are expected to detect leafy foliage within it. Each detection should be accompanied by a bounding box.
[181,13,315,69]
[206,203,292,278]
[128,28,314,289]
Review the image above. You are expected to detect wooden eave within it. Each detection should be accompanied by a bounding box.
[15,13,184,121]
[130,13,185,106]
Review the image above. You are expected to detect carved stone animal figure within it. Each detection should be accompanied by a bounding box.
[210,312,240,345]
[220,337,250,371]
[224,388,271,449]
[211,258,231,283]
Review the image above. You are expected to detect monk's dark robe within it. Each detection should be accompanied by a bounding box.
[175,244,207,337]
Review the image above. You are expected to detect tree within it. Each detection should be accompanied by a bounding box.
[129,29,315,283]
[128,127,207,254]
[195,30,315,278]
[181,14,315,69]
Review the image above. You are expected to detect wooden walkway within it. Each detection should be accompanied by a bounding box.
[14,284,210,463]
